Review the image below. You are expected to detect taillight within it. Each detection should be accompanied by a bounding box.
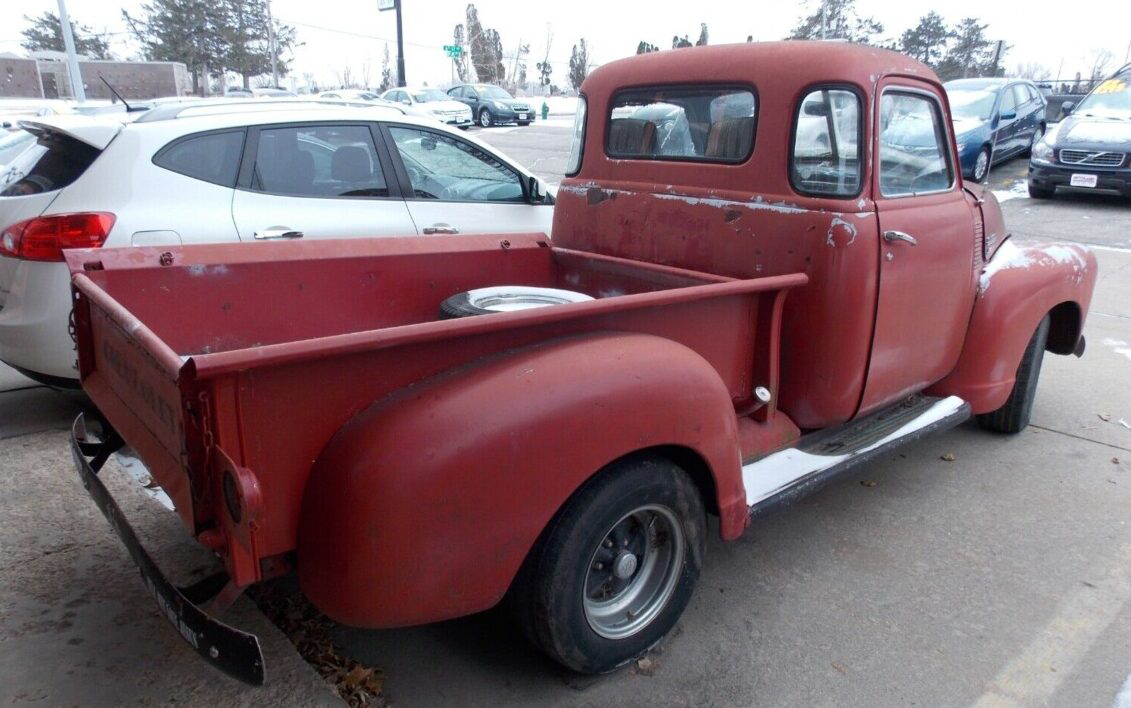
[0,212,115,262]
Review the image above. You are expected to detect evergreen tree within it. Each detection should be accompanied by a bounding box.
[22,11,112,59]
[636,41,659,54]
[934,17,996,80]
[465,4,505,84]
[695,24,709,47]
[672,35,692,49]
[380,44,392,91]
[787,0,883,44]
[900,11,952,67]
[568,39,589,91]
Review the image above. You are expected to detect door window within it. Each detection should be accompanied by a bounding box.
[878,92,953,197]
[250,124,388,198]
[999,87,1017,116]
[153,130,245,187]
[790,88,861,197]
[1012,84,1030,108]
[388,126,523,202]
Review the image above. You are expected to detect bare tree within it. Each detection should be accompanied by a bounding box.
[1013,62,1049,80]
[1089,49,1113,83]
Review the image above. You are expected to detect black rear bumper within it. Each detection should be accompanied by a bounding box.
[70,414,265,685]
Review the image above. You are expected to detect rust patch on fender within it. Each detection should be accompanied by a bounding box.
[724,209,742,223]
[587,187,617,206]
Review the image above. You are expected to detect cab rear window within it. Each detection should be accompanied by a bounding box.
[606,86,756,163]
[0,131,100,197]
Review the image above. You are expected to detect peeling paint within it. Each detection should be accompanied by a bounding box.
[826,216,858,248]
[650,191,805,215]
[978,240,1091,295]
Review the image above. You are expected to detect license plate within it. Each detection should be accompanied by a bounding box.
[1070,173,1098,188]
[518,113,527,120]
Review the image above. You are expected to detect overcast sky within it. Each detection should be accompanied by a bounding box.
[1,0,1128,90]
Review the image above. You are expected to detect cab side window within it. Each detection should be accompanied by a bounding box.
[790,88,861,197]
[878,92,953,197]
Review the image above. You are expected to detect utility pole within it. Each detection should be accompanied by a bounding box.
[56,0,86,102]
[395,0,406,87]
[266,0,278,88]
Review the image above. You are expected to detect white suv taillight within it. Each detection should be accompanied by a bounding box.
[0,213,115,262]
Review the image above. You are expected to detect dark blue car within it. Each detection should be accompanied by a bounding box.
[944,78,1047,182]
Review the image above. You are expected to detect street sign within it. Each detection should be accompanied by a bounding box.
[443,44,462,58]
[377,0,395,11]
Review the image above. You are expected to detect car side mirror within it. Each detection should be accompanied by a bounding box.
[1061,101,1075,117]
[527,175,545,203]
[401,99,411,106]
[1000,110,1017,121]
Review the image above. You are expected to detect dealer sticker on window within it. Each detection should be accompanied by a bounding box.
[1070,174,1098,188]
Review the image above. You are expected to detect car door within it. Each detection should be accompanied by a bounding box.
[380,123,552,236]
[861,82,976,413]
[231,122,417,240]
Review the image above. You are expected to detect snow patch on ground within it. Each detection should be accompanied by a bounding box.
[993,180,1030,203]
[1103,337,1131,361]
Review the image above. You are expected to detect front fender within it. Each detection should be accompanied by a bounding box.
[297,332,742,628]
[929,240,1097,413]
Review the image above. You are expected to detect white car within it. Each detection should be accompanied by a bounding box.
[379,87,473,129]
[0,100,555,386]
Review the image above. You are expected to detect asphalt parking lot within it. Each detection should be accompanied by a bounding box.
[1,121,1129,707]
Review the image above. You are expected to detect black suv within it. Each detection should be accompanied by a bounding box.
[1028,64,1131,199]
[447,84,532,127]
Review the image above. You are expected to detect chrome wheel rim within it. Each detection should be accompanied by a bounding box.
[479,110,490,127]
[974,150,989,181]
[467,286,592,312]
[583,504,685,640]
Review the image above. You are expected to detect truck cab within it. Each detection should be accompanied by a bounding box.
[67,42,1096,682]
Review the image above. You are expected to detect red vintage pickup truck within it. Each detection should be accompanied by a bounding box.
[66,42,1096,683]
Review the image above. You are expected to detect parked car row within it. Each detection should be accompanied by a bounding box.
[0,99,554,386]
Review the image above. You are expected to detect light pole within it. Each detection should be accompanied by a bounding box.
[56,0,86,102]
[378,0,405,87]
[266,0,278,88]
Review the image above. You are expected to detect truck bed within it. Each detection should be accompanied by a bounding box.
[67,233,806,589]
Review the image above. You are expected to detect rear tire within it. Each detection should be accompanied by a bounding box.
[510,456,705,674]
[976,315,1050,434]
[1028,182,1055,199]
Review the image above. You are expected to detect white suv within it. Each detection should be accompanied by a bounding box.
[0,100,554,386]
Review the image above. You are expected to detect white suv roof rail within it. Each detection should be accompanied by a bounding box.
[134,98,405,123]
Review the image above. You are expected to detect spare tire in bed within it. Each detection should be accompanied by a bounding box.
[439,286,594,319]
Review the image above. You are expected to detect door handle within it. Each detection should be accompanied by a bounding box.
[423,224,459,235]
[254,227,304,240]
[883,230,918,246]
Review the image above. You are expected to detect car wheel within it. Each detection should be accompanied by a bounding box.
[972,146,991,183]
[510,455,706,674]
[976,315,1050,434]
[1025,123,1046,157]
[439,286,593,319]
[478,108,493,127]
[1027,181,1055,199]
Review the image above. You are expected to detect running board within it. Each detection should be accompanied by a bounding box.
[742,395,970,517]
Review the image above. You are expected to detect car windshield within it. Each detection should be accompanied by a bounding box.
[1076,77,1131,118]
[948,89,997,121]
[479,86,512,100]
[413,90,449,103]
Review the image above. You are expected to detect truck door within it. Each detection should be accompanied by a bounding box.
[860,81,976,412]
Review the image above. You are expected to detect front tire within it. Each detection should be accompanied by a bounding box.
[511,456,705,674]
[971,146,991,183]
[977,315,1050,434]
[478,108,493,127]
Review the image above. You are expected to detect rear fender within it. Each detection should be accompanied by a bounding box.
[928,240,1097,413]
[297,332,743,628]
